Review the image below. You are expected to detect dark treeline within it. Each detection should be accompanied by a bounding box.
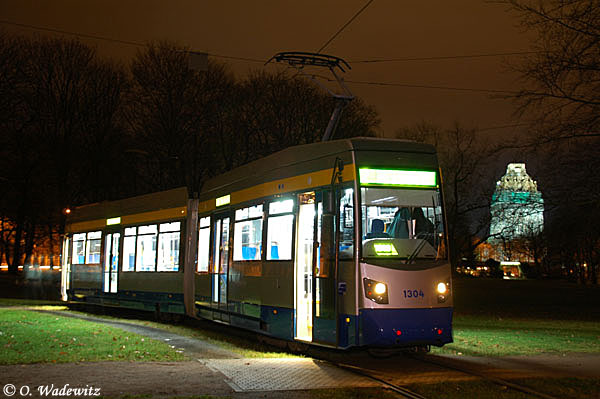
[509,0,600,284]
[0,34,379,272]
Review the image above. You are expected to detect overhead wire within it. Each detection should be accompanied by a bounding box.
[317,0,375,53]
[349,51,541,63]
[0,19,146,47]
[0,19,266,63]
[0,19,537,66]
[346,80,519,94]
[310,74,519,95]
[0,18,526,94]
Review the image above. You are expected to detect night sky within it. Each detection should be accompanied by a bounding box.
[0,1,534,139]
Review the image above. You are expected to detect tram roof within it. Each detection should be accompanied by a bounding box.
[66,187,189,224]
[200,137,435,201]
[65,138,435,224]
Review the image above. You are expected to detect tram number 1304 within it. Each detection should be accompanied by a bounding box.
[403,289,425,299]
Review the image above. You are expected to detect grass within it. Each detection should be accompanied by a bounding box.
[2,279,600,361]
[408,377,600,399]
[452,278,600,321]
[1,298,298,359]
[122,320,298,358]
[63,305,298,359]
[0,298,63,307]
[431,314,600,356]
[426,278,600,357]
[0,308,185,364]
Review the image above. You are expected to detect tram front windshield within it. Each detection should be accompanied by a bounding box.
[361,187,446,261]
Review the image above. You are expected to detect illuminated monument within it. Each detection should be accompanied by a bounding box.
[490,163,544,240]
[476,163,544,277]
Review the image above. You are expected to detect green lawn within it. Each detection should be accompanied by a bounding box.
[0,298,63,307]
[432,314,600,356]
[430,278,600,357]
[2,279,599,360]
[66,308,299,359]
[0,308,185,364]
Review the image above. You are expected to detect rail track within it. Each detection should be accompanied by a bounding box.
[319,350,562,399]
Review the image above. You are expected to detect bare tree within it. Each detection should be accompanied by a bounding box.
[0,34,127,272]
[510,0,600,142]
[126,41,237,194]
[237,70,379,164]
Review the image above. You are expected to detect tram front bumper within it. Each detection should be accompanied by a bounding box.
[359,307,453,347]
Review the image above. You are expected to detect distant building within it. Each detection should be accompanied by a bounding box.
[476,163,545,278]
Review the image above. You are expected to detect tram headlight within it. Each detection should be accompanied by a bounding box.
[436,281,450,303]
[363,278,389,304]
[374,282,387,295]
[436,282,447,294]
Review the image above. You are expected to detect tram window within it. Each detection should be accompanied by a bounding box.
[339,188,354,259]
[269,199,293,214]
[267,199,294,260]
[123,228,136,272]
[85,231,102,264]
[198,217,210,272]
[157,222,181,272]
[361,187,445,260]
[233,205,263,261]
[136,224,157,271]
[72,233,86,264]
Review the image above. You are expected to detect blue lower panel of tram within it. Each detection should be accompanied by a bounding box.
[359,307,453,347]
[69,289,185,314]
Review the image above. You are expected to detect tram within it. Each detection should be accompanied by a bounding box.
[61,137,453,349]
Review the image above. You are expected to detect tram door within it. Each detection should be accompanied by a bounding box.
[313,189,338,346]
[60,237,71,301]
[295,192,316,342]
[212,215,230,322]
[102,233,120,293]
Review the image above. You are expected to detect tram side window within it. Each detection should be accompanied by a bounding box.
[136,224,157,272]
[72,233,86,264]
[123,227,136,272]
[197,217,210,272]
[339,188,354,259]
[85,231,102,264]
[233,205,263,261]
[157,222,181,272]
[267,199,294,260]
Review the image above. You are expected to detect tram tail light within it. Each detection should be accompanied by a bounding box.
[363,278,389,304]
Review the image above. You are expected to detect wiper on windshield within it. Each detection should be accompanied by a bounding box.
[406,233,431,264]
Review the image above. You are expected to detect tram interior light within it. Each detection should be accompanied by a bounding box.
[216,194,230,207]
[373,243,398,256]
[106,217,121,226]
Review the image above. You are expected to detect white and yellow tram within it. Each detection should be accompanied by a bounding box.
[61,137,453,349]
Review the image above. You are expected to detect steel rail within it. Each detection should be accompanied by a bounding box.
[409,354,562,399]
[331,361,429,399]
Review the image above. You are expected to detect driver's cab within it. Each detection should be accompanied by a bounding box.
[360,181,446,264]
